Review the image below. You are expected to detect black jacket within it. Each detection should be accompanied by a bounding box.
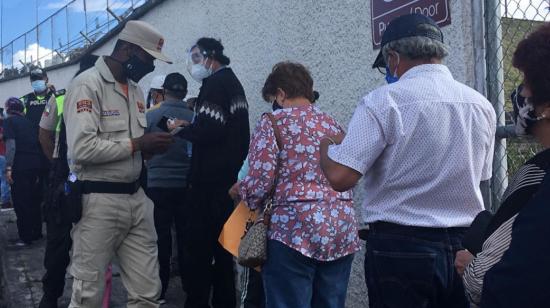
[481,172,550,307]
[178,67,250,187]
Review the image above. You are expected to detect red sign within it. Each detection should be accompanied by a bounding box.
[371,0,451,48]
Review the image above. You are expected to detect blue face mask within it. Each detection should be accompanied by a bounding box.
[385,66,399,84]
[384,52,400,84]
[31,80,47,93]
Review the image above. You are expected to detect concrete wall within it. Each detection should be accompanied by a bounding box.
[0,1,477,306]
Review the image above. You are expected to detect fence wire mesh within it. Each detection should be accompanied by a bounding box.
[0,0,147,79]
[485,0,549,210]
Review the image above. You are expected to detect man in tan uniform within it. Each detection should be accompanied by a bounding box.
[63,21,173,307]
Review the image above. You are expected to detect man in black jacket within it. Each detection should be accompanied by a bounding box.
[173,37,249,308]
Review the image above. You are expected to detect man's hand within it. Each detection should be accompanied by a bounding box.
[319,131,362,192]
[325,132,345,145]
[228,181,241,202]
[455,249,475,276]
[168,119,190,131]
[6,168,13,185]
[132,132,173,154]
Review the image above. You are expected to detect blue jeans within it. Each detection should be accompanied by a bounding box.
[0,156,10,204]
[262,240,354,308]
[364,222,470,308]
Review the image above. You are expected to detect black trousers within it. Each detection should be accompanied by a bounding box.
[240,266,264,308]
[41,159,72,303]
[365,222,469,308]
[11,168,43,243]
[42,206,72,301]
[181,183,236,308]
[146,187,188,297]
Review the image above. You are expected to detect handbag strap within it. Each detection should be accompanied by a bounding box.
[265,113,283,151]
[262,113,282,212]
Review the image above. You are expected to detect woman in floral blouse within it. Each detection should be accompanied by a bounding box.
[239,62,360,308]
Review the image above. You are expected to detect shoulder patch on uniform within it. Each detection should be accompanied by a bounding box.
[137,101,145,113]
[43,102,52,116]
[77,100,93,113]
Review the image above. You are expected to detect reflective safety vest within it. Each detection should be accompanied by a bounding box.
[55,95,65,132]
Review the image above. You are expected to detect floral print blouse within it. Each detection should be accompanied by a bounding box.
[240,105,360,261]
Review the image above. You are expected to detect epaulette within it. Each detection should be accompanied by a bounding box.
[55,89,66,97]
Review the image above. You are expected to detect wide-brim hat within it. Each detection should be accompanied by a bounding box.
[119,20,172,64]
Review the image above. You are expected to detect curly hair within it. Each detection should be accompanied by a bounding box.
[262,62,315,103]
[196,37,231,65]
[512,22,550,106]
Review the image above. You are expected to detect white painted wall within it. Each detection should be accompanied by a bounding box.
[2,0,475,129]
[0,1,477,306]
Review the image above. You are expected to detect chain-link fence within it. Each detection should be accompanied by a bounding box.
[0,0,147,79]
[485,0,549,210]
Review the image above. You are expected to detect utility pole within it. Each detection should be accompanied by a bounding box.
[1,0,3,48]
[1,0,3,47]
[35,0,39,67]
[1,0,3,73]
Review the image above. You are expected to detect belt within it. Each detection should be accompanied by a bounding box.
[367,221,468,234]
[81,180,141,195]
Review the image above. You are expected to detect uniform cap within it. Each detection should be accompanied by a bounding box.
[163,73,187,93]
[373,14,444,68]
[30,68,47,80]
[119,20,172,64]
[150,75,166,90]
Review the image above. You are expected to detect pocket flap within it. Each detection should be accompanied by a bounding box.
[137,116,147,128]
[70,266,98,282]
[99,119,126,132]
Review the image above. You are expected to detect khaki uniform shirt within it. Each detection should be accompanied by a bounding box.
[39,98,60,158]
[64,56,147,182]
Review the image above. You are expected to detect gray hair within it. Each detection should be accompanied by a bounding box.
[382,29,449,63]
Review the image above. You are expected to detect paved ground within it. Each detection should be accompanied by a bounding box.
[0,208,369,308]
[0,209,186,308]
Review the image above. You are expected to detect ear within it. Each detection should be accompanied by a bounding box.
[541,105,550,119]
[276,88,286,99]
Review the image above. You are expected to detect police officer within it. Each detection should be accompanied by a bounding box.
[3,97,44,245]
[21,68,59,236]
[37,54,98,308]
[63,21,173,307]
[21,68,56,129]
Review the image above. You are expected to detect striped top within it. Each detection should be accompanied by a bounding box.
[463,149,550,304]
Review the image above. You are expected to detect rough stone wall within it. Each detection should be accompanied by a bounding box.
[0,1,476,306]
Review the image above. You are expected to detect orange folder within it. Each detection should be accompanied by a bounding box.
[218,201,257,257]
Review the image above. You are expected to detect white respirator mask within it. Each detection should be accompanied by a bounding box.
[187,46,213,82]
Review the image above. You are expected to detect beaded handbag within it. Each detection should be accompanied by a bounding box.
[237,113,282,268]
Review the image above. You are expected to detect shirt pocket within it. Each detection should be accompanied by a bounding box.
[134,115,146,138]
[99,118,127,141]
[137,116,146,128]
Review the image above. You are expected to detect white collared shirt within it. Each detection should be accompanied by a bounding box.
[328,64,496,227]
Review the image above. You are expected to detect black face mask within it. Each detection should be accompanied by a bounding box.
[122,55,155,82]
[272,100,282,111]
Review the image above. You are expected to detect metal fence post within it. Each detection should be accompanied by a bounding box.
[471,0,493,210]
[485,0,508,210]
[84,0,88,37]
